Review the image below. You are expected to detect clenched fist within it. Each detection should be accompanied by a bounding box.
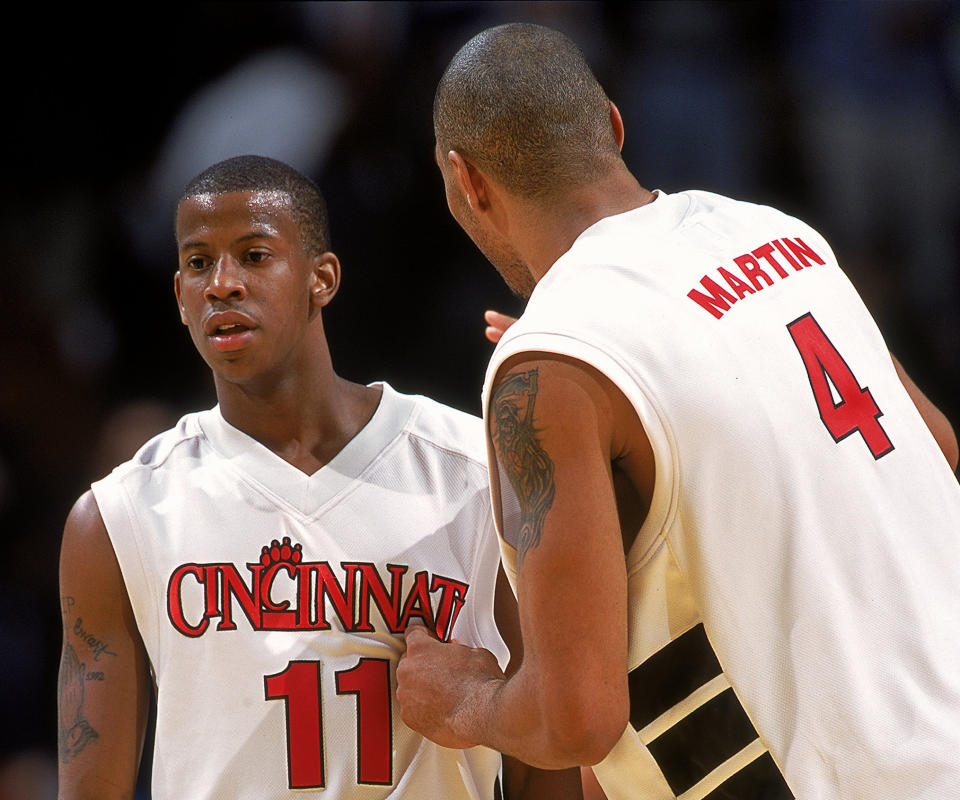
[396,622,506,750]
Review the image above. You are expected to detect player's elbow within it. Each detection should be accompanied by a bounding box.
[539,694,627,767]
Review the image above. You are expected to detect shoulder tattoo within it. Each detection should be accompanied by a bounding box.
[491,369,556,564]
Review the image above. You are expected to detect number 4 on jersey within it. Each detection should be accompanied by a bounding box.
[787,313,894,459]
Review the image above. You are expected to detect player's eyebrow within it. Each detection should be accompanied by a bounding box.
[234,228,280,244]
[179,229,280,251]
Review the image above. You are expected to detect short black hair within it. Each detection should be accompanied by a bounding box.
[179,155,331,254]
[434,23,621,199]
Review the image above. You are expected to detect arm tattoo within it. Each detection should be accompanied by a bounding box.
[59,596,99,762]
[491,369,556,564]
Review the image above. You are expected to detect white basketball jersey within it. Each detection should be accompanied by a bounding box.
[482,191,960,799]
[92,383,508,800]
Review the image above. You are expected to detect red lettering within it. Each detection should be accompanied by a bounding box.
[688,237,830,319]
[751,242,789,278]
[315,562,357,631]
[218,564,262,631]
[260,561,297,629]
[167,564,209,637]
[734,253,774,291]
[782,237,825,268]
[398,571,435,630]
[430,575,469,641]
[688,277,739,319]
[772,239,804,271]
[353,563,407,633]
[718,266,755,300]
[167,543,475,639]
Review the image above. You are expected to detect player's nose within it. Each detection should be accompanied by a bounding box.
[205,256,246,302]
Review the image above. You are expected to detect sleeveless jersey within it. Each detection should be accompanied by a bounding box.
[92,382,508,800]
[481,190,960,799]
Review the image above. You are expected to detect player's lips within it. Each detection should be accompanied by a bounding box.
[203,311,258,352]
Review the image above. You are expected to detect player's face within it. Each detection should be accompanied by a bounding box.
[436,145,535,300]
[175,190,326,386]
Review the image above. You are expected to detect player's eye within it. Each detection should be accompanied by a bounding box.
[185,255,208,271]
[245,250,270,265]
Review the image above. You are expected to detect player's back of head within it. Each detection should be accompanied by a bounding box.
[179,155,331,255]
[434,23,622,200]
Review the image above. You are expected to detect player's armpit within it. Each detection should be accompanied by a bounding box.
[891,353,959,471]
[501,755,585,800]
[485,355,634,767]
[58,491,151,800]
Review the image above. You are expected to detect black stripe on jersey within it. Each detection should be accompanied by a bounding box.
[629,623,721,731]
[628,624,794,799]
[703,753,794,800]
[647,687,758,794]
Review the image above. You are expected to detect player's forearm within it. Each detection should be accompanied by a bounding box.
[58,768,137,800]
[398,613,625,769]
[456,662,623,770]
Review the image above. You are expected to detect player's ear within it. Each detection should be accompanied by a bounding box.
[173,271,188,325]
[449,150,491,213]
[610,102,625,152]
[310,252,340,309]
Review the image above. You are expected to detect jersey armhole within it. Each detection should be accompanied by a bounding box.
[484,330,679,566]
[91,476,161,669]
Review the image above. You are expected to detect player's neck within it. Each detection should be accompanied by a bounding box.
[523,172,655,282]
[214,357,381,476]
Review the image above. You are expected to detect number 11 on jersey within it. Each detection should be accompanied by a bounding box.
[265,657,393,790]
[787,313,894,459]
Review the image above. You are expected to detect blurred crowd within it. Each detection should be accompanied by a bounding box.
[2,2,958,797]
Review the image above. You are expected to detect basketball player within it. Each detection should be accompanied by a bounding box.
[396,23,960,800]
[57,156,580,799]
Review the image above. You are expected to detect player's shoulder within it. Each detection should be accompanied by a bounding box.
[98,410,207,484]
[390,385,486,467]
[684,188,817,230]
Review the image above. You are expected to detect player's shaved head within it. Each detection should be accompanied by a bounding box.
[434,23,622,200]
[179,155,331,254]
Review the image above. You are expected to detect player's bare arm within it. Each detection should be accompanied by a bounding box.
[891,353,958,471]
[399,355,644,769]
[494,566,585,799]
[58,491,151,800]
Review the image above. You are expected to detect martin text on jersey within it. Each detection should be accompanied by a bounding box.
[688,237,826,319]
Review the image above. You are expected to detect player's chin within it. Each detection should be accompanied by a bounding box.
[204,350,264,384]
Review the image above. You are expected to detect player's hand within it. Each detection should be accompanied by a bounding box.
[485,309,518,344]
[396,622,505,749]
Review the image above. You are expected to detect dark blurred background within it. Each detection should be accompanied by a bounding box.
[2,1,958,796]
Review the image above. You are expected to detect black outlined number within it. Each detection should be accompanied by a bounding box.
[265,658,393,790]
[788,313,894,459]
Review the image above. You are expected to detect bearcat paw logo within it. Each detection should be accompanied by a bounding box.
[259,536,303,567]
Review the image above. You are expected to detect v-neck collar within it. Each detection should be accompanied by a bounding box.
[196,382,416,518]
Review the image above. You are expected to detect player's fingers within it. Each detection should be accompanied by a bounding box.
[403,619,434,643]
[484,309,517,331]
[485,326,503,344]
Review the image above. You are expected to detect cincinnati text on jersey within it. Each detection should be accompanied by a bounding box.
[688,237,826,319]
[166,537,469,642]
